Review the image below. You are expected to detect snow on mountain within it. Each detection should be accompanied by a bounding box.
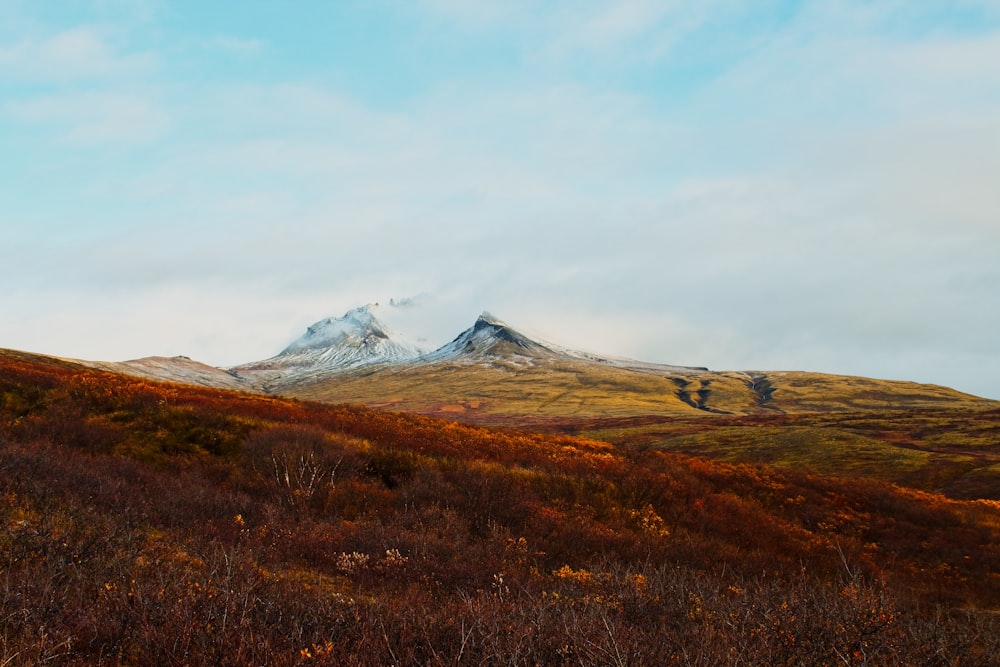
[423,312,569,364]
[84,305,704,391]
[80,356,258,392]
[70,305,706,392]
[232,304,428,384]
[421,311,709,374]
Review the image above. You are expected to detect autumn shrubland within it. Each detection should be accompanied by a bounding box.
[575,406,1000,501]
[2,348,1000,665]
[281,358,1000,500]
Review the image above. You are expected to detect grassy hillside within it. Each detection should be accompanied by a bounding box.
[279,358,1000,500]
[573,406,1000,501]
[2,348,1000,665]
[279,359,992,420]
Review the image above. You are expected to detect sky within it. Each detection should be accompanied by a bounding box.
[2,0,999,399]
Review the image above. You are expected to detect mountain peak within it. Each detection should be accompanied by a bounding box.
[426,312,561,363]
[232,305,426,383]
[283,303,389,355]
[475,311,505,327]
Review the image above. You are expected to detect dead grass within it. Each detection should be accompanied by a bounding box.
[283,363,993,421]
[270,359,1000,499]
[640,425,934,479]
[581,408,1000,500]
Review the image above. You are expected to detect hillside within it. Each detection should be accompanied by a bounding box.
[251,314,1000,501]
[245,311,992,419]
[280,360,992,419]
[2,347,1000,665]
[75,309,994,425]
[65,309,1000,504]
[85,355,257,393]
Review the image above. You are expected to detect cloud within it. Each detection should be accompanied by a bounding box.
[693,5,1000,125]
[417,0,725,69]
[3,1,999,397]
[539,0,708,62]
[389,296,423,309]
[6,90,169,145]
[0,26,154,82]
[204,35,266,57]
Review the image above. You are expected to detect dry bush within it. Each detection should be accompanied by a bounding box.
[243,425,364,515]
[3,352,1000,665]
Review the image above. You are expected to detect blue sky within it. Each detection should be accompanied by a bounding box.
[2,0,1000,398]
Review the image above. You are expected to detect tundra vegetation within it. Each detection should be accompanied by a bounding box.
[1,349,999,665]
[281,359,1000,499]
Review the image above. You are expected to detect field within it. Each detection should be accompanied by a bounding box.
[282,358,1000,500]
[573,407,1000,501]
[2,348,1000,665]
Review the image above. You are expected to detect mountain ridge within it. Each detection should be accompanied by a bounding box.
[60,305,995,420]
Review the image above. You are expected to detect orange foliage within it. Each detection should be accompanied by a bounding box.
[2,349,1000,664]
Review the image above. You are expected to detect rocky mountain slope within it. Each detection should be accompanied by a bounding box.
[230,304,426,390]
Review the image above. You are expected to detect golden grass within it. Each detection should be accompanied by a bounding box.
[760,371,991,412]
[283,362,993,421]
[628,425,933,480]
[582,406,1000,499]
[273,359,1000,499]
[286,360,738,418]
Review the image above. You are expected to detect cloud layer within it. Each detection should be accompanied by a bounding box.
[2,1,999,398]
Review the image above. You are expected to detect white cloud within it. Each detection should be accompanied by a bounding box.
[3,1,999,398]
[695,5,1000,124]
[0,26,154,82]
[204,35,266,57]
[6,90,169,145]
[540,0,709,63]
[419,0,722,65]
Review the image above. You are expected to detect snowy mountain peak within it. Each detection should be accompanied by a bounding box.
[475,311,505,328]
[281,303,388,354]
[426,312,560,363]
[231,304,427,384]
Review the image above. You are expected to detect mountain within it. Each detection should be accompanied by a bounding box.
[276,312,993,423]
[231,304,426,389]
[262,310,735,416]
[84,355,255,392]
[59,305,996,429]
[424,312,570,363]
[4,302,999,501]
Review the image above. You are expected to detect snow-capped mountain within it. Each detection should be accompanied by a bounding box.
[424,312,566,363]
[45,303,998,425]
[421,312,701,369]
[231,304,427,385]
[280,304,425,360]
[83,305,705,392]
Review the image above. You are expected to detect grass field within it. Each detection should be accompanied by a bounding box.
[282,359,991,418]
[575,407,1000,500]
[275,358,1000,500]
